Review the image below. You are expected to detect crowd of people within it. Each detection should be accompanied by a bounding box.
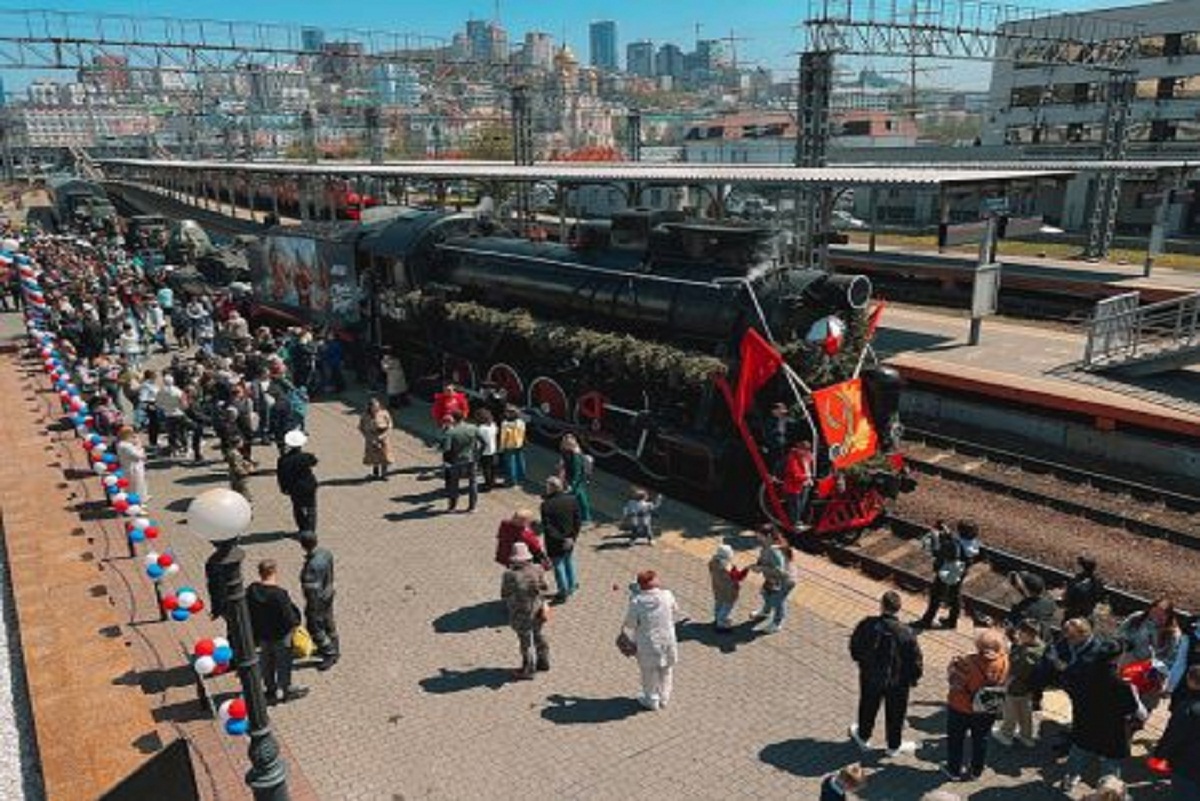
[19,224,1200,800]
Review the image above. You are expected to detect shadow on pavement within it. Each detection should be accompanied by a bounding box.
[418,666,511,694]
[321,475,380,488]
[152,697,212,725]
[908,703,948,736]
[857,763,956,800]
[431,600,507,634]
[677,620,764,654]
[759,737,863,778]
[384,504,440,523]
[114,664,197,695]
[173,472,230,486]
[240,529,293,546]
[392,487,447,505]
[540,694,643,725]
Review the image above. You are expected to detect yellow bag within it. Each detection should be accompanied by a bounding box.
[291,626,316,660]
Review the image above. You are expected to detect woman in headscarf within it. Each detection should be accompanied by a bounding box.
[358,396,394,480]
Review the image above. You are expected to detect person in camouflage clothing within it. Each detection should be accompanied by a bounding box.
[500,541,550,680]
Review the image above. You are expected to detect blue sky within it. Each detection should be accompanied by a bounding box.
[0,0,1153,90]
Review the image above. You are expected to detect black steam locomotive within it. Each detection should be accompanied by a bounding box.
[256,207,907,531]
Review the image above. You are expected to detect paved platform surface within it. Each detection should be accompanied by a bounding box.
[876,305,1200,431]
[119,374,1172,801]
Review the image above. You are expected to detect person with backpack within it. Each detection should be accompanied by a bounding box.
[558,433,593,525]
[848,591,924,757]
[1061,555,1106,622]
[915,519,981,631]
[943,629,1010,781]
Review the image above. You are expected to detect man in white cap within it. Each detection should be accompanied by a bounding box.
[276,429,319,535]
[500,541,550,680]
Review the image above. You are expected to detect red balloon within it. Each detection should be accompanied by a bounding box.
[227,698,247,720]
[112,499,129,512]
[188,599,204,614]
[82,440,94,451]
[117,478,130,489]
[58,389,69,401]
[144,527,159,539]
[157,553,174,568]
[106,462,119,473]
[193,638,215,657]
[91,452,104,463]
[212,663,230,676]
[1147,757,1171,776]
[162,595,179,611]
[83,416,94,427]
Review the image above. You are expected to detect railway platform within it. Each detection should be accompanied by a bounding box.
[837,242,1200,304]
[876,305,1200,440]
[5,318,1179,799]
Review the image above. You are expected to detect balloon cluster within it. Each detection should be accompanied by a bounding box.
[161,587,204,622]
[126,517,161,545]
[192,637,234,677]
[218,696,250,736]
[143,550,181,582]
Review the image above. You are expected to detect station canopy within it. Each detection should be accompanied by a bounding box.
[102,158,1074,188]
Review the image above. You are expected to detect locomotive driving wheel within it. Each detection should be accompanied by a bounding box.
[486,363,524,405]
[527,376,569,437]
[573,390,619,459]
[444,356,477,391]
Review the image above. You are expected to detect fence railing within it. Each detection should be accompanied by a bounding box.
[1083,290,1200,369]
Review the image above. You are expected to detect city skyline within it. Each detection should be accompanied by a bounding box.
[0,0,1152,91]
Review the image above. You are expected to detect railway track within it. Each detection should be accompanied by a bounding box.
[902,427,1200,551]
[823,514,1167,626]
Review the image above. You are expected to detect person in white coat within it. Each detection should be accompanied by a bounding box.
[116,425,150,502]
[622,570,680,711]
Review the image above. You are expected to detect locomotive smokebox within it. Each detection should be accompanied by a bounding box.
[825,274,872,310]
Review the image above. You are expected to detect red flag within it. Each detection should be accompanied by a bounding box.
[732,328,784,421]
[865,301,886,341]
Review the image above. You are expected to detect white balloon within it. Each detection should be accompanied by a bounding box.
[212,637,230,650]
[187,489,253,543]
[217,699,233,722]
[93,462,107,475]
[166,564,180,575]
[132,517,151,531]
[126,504,142,516]
[112,493,128,505]
[102,475,118,487]
[3,238,19,251]
[193,656,216,676]
[176,591,198,609]
[143,551,159,567]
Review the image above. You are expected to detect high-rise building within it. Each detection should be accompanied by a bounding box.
[590,21,618,71]
[655,43,685,80]
[627,41,654,77]
[466,19,489,61]
[524,32,555,70]
[301,27,325,53]
[487,22,509,64]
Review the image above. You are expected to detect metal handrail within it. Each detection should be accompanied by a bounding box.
[1084,291,1200,367]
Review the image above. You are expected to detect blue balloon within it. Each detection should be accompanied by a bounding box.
[128,530,146,543]
[146,564,164,580]
[89,435,101,445]
[125,493,141,505]
[112,470,124,479]
[213,645,233,664]
[105,485,119,496]
[224,718,249,736]
[170,608,190,622]
[102,453,116,464]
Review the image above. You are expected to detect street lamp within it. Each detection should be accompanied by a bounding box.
[189,488,290,801]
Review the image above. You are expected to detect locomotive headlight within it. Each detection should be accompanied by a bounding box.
[828,274,872,310]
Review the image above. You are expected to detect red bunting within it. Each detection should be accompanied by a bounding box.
[732,329,784,421]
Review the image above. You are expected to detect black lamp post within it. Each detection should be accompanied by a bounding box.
[191,488,290,801]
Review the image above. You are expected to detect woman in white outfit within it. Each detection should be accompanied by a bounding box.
[622,570,680,711]
[116,426,149,502]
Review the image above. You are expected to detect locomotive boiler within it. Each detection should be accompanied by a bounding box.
[363,207,907,533]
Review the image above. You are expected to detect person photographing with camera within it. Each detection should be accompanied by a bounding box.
[914,519,981,631]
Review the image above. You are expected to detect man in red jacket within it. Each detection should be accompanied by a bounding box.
[432,383,469,425]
